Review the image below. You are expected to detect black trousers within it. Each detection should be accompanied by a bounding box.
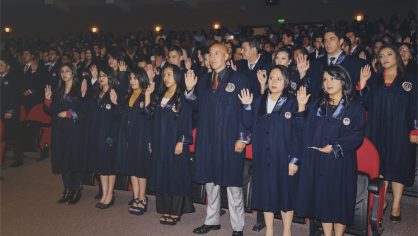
[61,172,83,190]
[156,193,195,216]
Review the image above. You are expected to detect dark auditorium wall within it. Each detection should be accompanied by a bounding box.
[1,0,417,37]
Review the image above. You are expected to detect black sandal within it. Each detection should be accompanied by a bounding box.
[129,198,148,215]
[165,215,181,225]
[160,215,170,224]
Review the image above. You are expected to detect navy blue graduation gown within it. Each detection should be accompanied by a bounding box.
[83,93,120,175]
[242,93,300,212]
[44,90,85,174]
[148,96,193,197]
[187,68,251,187]
[295,100,366,225]
[116,93,151,178]
[361,73,417,186]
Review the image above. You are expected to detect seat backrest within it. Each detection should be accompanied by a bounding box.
[356,138,380,179]
[245,144,253,160]
[19,105,27,121]
[25,104,51,124]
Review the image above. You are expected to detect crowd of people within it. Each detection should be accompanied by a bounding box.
[1,13,417,236]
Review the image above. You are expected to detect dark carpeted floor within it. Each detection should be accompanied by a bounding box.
[1,152,417,236]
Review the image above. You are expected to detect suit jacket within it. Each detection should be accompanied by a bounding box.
[236,54,272,98]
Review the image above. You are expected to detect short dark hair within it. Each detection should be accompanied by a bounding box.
[324,27,345,39]
[168,45,183,56]
[242,36,262,52]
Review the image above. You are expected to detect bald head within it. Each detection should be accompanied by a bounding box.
[210,43,228,54]
[209,43,229,72]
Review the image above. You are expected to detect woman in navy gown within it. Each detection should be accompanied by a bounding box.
[238,65,301,236]
[146,64,194,225]
[296,65,366,236]
[116,68,152,215]
[84,67,120,209]
[359,44,417,223]
[44,63,86,204]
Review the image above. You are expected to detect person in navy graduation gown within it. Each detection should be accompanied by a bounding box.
[44,63,86,205]
[295,65,366,236]
[238,65,301,236]
[359,44,417,223]
[184,43,250,236]
[307,28,366,101]
[83,67,120,209]
[116,68,152,215]
[146,64,195,225]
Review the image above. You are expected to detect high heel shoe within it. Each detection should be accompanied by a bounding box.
[98,195,115,209]
[390,214,401,223]
[57,189,71,204]
[129,197,148,215]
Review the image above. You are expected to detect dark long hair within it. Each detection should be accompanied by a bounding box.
[377,44,405,75]
[319,65,353,107]
[54,63,79,100]
[93,66,118,99]
[150,64,184,118]
[125,68,150,102]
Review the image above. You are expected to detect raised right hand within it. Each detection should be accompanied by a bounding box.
[185,70,198,91]
[81,79,87,97]
[89,65,98,78]
[145,81,155,96]
[359,65,371,90]
[45,85,52,100]
[238,89,253,105]
[296,86,311,107]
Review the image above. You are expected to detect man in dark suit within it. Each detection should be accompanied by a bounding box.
[346,29,371,63]
[309,34,326,62]
[0,58,24,167]
[237,37,272,98]
[19,50,44,110]
[307,28,366,101]
[44,48,61,90]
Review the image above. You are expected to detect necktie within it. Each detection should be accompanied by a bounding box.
[329,57,336,65]
[49,64,53,72]
[212,72,219,90]
[249,63,255,70]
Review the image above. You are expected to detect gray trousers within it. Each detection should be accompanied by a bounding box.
[204,182,245,231]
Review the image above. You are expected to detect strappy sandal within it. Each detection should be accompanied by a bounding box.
[165,215,181,226]
[128,198,140,214]
[130,197,148,215]
[160,215,170,224]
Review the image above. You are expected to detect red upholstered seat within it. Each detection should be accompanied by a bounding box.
[25,104,51,124]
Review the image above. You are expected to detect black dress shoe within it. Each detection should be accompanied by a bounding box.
[193,224,221,234]
[10,160,23,167]
[232,231,243,236]
[252,222,266,231]
[57,189,72,204]
[390,214,401,223]
[68,187,82,205]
